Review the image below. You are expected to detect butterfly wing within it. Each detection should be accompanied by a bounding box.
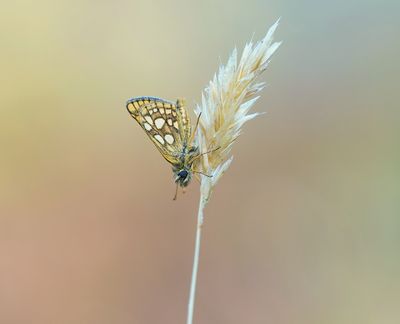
[126,97,189,165]
[175,98,192,143]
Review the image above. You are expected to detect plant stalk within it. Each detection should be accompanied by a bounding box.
[186,197,206,324]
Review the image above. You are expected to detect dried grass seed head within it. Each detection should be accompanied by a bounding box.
[194,19,281,202]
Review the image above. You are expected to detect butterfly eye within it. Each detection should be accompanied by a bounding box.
[178,170,188,179]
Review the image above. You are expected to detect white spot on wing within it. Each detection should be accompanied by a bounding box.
[167,119,173,126]
[155,118,165,129]
[166,109,172,114]
[145,116,153,125]
[160,108,165,114]
[173,121,179,129]
[165,134,174,144]
[144,122,152,131]
[154,135,165,144]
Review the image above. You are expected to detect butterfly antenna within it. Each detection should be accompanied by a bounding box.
[173,183,179,201]
[189,112,202,146]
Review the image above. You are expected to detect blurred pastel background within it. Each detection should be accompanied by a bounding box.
[1,0,399,323]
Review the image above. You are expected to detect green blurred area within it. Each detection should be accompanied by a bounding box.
[1,0,399,323]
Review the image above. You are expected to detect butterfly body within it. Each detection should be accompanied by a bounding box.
[172,144,199,187]
[126,96,200,192]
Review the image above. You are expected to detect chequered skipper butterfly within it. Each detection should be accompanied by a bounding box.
[126,97,212,200]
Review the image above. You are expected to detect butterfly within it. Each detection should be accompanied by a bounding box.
[126,96,212,200]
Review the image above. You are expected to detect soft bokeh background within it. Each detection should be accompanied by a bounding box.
[1,0,399,323]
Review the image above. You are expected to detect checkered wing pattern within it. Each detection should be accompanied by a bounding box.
[126,97,191,164]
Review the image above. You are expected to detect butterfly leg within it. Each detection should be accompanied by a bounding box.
[193,170,213,178]
[188,146,221,164]
[200,146,221,156]
[173,182,179,201]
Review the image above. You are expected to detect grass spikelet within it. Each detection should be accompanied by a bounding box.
[186,19,281,324]
[194,18,282,205]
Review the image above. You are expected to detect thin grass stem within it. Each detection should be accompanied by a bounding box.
[186,196,206,324]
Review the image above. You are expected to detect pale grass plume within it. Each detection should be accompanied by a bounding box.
[194,18,282,207]
[186,19,281,324]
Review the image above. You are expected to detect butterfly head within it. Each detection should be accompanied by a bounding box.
[174,168,192,187]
